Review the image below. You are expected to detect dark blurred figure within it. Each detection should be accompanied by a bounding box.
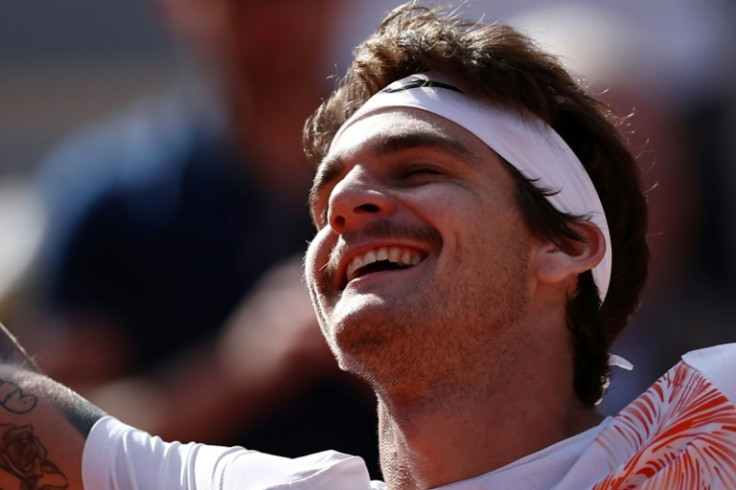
[23,0,381,477]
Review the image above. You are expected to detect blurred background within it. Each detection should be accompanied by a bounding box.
[1,0,735,466]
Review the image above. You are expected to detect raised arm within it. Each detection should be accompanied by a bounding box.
[0,322,105,489]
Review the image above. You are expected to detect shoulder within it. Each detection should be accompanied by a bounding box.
[681,342,736,370]
[584,344,736,487]
[681,342,736,405]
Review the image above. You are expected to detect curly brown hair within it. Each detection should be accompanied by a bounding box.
[303,3,649,407]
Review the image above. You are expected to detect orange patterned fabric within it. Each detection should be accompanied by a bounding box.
[591,362,736,489]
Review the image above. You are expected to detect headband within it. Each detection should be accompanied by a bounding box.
[330,72,612,301]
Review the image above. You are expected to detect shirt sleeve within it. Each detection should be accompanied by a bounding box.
[82,416,374,490]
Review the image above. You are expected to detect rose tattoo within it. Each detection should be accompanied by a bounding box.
[0,423,68,489]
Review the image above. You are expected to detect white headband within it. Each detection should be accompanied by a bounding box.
[331,72,612,301]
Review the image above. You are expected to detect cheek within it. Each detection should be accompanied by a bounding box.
[304,239,323,293]
[304,229,333,297]
[304,239,330,330]
[409,186,482,235]
[436,191,526,264]
[400,186,464,227]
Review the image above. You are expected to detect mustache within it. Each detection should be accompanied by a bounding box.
[322,220,442,285]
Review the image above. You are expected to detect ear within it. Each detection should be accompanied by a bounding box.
[532,220,606,288]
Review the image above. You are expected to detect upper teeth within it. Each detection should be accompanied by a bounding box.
[346,246,423,282]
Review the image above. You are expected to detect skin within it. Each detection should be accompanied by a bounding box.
[0,323,104,489]
[305,108,606,489]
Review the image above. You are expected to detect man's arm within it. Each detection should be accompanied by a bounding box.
[0,322,105,489]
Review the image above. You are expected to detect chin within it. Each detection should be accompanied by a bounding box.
[330,307,401,349]
[333,325,423,389]
[332,349,385,389]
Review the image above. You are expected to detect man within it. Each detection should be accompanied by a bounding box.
[1,3,735,489]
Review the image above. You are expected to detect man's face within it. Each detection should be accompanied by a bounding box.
[304,109,535,385]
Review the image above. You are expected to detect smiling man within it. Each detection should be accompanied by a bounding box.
[304,101,606,487]
[2,3,736,490]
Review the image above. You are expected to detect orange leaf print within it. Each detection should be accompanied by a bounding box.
[593,363,736,489]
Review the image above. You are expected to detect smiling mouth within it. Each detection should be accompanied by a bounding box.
[343,246,426,287]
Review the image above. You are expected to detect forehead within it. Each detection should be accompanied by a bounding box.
[327,108,481,162]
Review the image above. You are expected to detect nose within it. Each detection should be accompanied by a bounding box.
[327,166,395,234]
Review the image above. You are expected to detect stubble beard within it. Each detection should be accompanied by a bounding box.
[326,247,531,404]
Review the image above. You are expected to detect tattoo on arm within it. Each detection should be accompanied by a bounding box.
[0,378,104,439]
[0,379,38,414]
[0,322,104,435]
[0,324,107,487]
[0,377,104,490]
[0,375,104,488]
[0,422,70,489]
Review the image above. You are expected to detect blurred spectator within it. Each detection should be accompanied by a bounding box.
[22,0,381,478]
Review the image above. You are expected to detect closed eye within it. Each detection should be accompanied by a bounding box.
[399,165,445,184]
[404,166,441,176]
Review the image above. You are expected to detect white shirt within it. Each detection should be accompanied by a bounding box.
[83,343,736,489]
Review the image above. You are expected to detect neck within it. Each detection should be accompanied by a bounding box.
[377,395,601,489]
[373,308,603,489]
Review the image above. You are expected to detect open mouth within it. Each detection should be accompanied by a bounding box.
[343,246,426,288]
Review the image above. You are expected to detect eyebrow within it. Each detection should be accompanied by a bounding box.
[309,129,477,215]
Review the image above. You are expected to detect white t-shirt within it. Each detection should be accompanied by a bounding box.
[83,343,736,489]
[82,419,376,489]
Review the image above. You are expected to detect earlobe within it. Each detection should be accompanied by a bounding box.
[533,220,606,287]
